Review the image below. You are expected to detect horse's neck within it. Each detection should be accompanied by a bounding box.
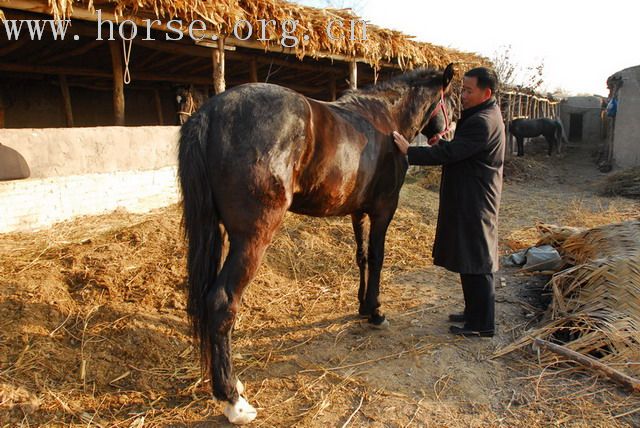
[336,90,426,137]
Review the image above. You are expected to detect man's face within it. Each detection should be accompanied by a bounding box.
[461,76,492,110]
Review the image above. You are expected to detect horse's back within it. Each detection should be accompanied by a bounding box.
[511,117,556,138]
[203,83,311,159]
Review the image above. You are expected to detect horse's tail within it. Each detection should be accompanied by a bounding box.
[178,109,224,371]
[555,119,567,143]
[555,119,568,152]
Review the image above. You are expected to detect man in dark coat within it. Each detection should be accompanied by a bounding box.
[393,67,505,337]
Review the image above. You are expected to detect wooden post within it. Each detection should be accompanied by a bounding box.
[533,339,640,393]
[153,89,164,125]
[212,37,226,94]
[329,76,337,101]
[58,74,74,127]
[349,60,357,90]
[506,93,513,156]
[249,57,258,83]
[0,88,6,128]
[109,41,125,126]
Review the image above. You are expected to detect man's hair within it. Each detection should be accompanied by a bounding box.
[464,67,498,94]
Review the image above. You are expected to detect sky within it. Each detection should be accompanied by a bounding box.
[296,0,638,96]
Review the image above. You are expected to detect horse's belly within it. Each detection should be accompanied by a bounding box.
[289,176,365,217]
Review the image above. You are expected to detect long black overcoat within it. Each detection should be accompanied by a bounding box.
[407,98,506,274]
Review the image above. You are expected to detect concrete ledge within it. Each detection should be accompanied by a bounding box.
[0,126,180,179]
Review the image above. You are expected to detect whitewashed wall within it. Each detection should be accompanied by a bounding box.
[0,126,181,233]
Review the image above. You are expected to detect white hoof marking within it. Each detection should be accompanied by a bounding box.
[223,396,257,425]
[236,379,245,395]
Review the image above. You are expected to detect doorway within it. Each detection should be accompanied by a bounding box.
[569,113,583,141]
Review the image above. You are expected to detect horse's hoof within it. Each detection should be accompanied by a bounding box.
[371,318,390,330]
[223,396,257,425]
[236,379,245,395]
[369,314,390,330]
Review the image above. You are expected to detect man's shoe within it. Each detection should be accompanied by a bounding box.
[448,313,466,323]
[449,325,494,337]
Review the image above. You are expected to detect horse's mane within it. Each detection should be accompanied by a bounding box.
[336,68,443,105]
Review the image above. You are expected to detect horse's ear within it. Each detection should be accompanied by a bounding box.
[442,63,455,90]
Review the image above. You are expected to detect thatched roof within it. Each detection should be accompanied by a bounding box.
[0,0,487,70]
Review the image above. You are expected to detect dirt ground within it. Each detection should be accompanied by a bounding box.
[1,139,639,427]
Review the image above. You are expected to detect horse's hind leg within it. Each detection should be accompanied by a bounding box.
[555,129,563,155]
[208,208,286,424]
[516,137,525,156]
[351,212,368,317]
[545,134,556,156]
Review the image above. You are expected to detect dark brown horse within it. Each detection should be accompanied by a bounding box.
[178,64,454,424]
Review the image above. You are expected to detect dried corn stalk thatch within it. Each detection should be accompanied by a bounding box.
[497,220,640,380]
[534,223,585,249]
[0,0,487,70]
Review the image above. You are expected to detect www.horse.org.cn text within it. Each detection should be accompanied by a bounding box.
[1,9,368,47]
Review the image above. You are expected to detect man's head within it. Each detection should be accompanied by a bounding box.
[461,67,498,110]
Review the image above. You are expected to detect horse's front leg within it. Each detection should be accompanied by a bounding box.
[351,212,369,317]
[363,207,396,329]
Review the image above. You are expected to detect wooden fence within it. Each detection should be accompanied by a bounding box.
[498,91,561,156]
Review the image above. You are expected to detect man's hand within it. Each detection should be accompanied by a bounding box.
[392,131,410,155]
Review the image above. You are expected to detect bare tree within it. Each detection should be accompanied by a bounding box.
[492,45,545,92]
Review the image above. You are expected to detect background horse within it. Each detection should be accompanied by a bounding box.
[178,64,454,424]
[509,117,567,156]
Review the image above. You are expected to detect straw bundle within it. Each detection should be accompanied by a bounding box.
[497,220,640,380]
[534,223,585,249]
[600,166,640,199]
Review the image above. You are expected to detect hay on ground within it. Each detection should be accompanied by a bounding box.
[600,166,640,199]
[503,156,551,183]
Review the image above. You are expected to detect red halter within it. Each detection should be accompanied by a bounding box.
[427,90,450,145]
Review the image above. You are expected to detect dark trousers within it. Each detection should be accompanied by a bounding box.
[460,273,495,332]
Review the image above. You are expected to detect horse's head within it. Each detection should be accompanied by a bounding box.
[398,63,455,140]
[421,96,454,140]
[418,63,454,139]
